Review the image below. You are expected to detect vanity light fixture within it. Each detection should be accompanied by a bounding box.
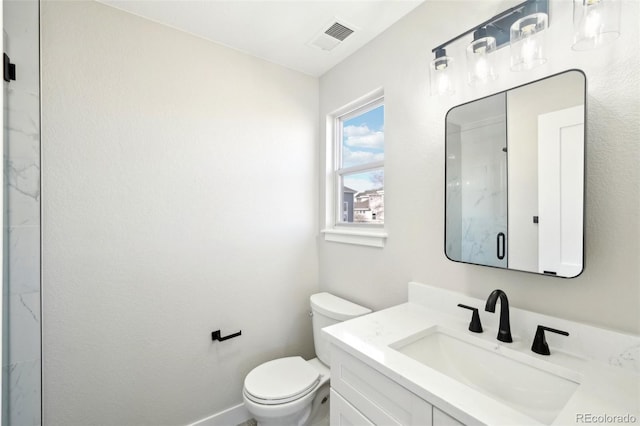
[428,0,622,95]
[572,0,621,51]
[429,0,549,95]
[429,48,455,95]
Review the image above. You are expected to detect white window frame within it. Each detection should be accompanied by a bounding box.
[321,88,387,248]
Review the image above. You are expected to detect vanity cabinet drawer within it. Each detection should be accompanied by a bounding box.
[331,345,433,426]
[330,389,375,426]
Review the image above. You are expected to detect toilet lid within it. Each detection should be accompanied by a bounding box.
[244,357,320,404]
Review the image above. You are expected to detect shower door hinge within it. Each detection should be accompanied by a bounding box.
[3,53,16,82]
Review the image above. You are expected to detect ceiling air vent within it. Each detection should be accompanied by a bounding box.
[324,22,354,42]
[308,20,356,52]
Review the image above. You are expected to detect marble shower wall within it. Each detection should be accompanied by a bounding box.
[3,0,41,425]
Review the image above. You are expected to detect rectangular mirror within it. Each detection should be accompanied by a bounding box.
[445,70,586,278]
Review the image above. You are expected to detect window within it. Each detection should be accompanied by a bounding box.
[322,90,387,247]
[338,101,384,225]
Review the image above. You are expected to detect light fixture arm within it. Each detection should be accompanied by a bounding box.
[432,0,549,53]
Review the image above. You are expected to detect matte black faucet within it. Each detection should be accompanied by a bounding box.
[485,289,513,343]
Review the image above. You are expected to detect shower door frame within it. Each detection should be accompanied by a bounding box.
[0,0,5,419]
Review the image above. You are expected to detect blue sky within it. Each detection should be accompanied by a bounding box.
[342,105,384,192]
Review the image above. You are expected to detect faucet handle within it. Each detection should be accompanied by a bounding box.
[457,304,483,333]
[531,325,569,355]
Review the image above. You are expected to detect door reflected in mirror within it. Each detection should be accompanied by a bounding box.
[445,70,586,278]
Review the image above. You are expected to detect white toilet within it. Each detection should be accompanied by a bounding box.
[243,292,371,426]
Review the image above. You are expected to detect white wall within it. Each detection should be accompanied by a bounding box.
[319,0,640,334]
[41,2,319,425]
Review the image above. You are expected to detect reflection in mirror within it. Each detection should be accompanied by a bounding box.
[446,93,507,268]
[445,70,586,278]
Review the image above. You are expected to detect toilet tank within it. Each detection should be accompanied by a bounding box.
[310,292,371,366]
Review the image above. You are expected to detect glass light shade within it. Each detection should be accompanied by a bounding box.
[430,52,455,96]
[510,12,548,71]
[466,36,498,86]
[572,0,621,51]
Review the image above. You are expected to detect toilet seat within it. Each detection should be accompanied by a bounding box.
[244,356,321,405]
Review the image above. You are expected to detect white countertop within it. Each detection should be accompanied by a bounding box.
[323,282,640,426]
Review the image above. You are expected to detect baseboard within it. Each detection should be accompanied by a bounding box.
[187,403,251,426]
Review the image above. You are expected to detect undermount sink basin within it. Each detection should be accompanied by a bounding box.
[390,326,581,425]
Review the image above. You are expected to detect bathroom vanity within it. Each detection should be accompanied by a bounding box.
[323,282,639,425]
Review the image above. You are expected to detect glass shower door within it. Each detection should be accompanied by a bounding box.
[2,0,41,424]
[445,92,508,269]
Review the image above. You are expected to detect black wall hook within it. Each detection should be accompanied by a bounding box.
[212,329,242,342]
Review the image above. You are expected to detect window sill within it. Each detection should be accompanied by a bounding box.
[321,228,388,248]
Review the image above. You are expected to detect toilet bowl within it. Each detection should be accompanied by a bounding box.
[242,293,371,426]
[243,357,330,426]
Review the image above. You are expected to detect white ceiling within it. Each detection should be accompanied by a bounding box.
[97,0,425,77]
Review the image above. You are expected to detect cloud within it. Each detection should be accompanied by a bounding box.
[343,124,384,149]
[344,125,373,137]
[343,148,384,167]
